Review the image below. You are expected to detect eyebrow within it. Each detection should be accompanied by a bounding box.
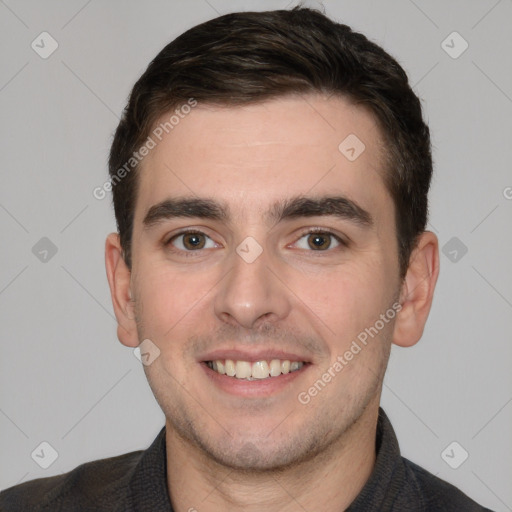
[142,195,373,229]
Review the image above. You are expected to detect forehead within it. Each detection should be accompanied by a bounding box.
[135,94,391,225]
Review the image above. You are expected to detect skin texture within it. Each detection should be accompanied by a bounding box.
[105,94,439,512]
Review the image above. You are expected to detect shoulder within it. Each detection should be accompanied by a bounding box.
[401,457,495,512]
[0,449,143,512]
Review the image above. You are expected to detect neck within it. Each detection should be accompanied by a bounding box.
[165,404,380,512]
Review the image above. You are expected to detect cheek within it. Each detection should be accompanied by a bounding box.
[134,269,202,378]
[133,264,205,337]
[307,261,391,338]
[315,268,395,389]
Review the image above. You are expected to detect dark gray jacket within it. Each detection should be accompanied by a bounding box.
[0,408,494,511]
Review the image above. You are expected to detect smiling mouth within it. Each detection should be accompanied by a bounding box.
[205,359,307,380]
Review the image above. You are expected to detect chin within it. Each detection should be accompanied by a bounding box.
[201,439,316,473]
[176,417,331,473]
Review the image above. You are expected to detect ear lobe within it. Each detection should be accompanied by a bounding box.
[393,231,440,348]
[105,233,139,348]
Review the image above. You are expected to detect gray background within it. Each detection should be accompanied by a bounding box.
[1,0,511,510]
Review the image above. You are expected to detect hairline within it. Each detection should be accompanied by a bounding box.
[122,92,403,274]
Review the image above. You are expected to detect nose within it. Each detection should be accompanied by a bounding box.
[213,240,292,330]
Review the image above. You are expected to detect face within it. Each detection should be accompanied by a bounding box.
[126,94,403,470]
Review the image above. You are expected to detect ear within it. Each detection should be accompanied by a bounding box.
[105,233,139,348]
[393,231,440,347]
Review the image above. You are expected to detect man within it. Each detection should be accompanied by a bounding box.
[0,6,494,512]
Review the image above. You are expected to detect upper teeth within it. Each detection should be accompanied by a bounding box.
[207,359,304,379]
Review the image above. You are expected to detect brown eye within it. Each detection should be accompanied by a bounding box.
[182,233,205,250]
[293,230,344,252]
[307,233,332,250]
[169,231,215,252]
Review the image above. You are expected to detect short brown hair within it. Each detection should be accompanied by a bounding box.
[109,6,432,279]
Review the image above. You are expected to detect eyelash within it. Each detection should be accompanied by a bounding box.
[165,227,347,258]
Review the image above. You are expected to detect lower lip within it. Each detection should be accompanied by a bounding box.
[201,362,310,398]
